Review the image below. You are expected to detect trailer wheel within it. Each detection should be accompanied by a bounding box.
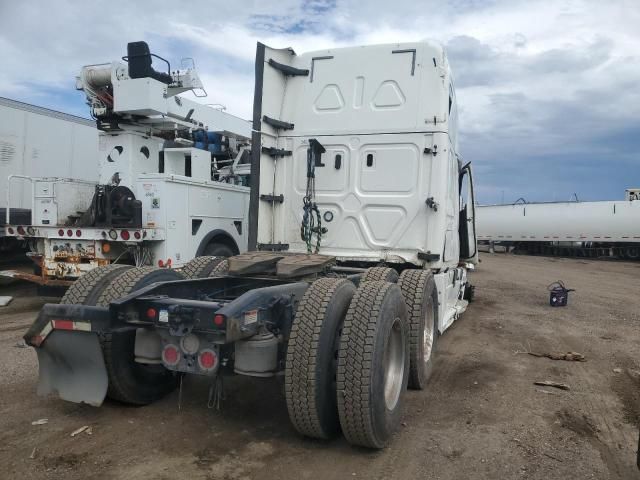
[208,259,229,277]
[361,267,399,283]
[398,269,439,390]
[285,278,356,439]
[337,281,409,449]
[625,246,640,260]
[60,264,133,305]
[96,267,185,405]
[180,256,226,279]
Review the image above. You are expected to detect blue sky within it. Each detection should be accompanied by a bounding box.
[1,0,638,204]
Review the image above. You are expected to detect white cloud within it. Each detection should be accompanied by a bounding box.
[0,0,638,201]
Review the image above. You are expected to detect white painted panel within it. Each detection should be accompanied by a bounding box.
[278,42,449,137]
[0,101,98,210]
[274,133,452,265]
[137,175,249,267]
[295,144,349,193]
[359,144,418,194]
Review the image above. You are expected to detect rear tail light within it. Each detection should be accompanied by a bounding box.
[120,230,130,240]
[7,227,14,235]
[198,349,218,371]
[52,319,75,330]
[26,226,36,235]
[158,259,165,268]
[146,308,157,319]
[162,344,180,366]
[213,314,225,327]
[75,229,82,237]
[108,229,118,240]
[17,226,25,235]
[67,229,73,237]
[133,231,141,240]
[58,229,64,236]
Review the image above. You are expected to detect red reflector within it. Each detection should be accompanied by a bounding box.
[199,350,217,370]
[76,229,82,237]
[162,345,180,366]
[134,231,141,240]
[7,227,14,235]
[158,259,165,268]
[146,308,157,319]
[121,230,130,240]
[17,226,25,235]
[53,319,75,330]
[213,314,225,326]
[58,229,65,236]
[67,229,73,237]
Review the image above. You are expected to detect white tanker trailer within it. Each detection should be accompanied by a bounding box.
[477,189,640,260]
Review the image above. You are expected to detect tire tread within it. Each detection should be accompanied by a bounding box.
[361,267,399,283]
[337,280,396,448]
[96,267,184,404]
[285,278,352,439]
[60,264,132,305]
[398,269,432,389]
[208,259,229,276]
[181,256,224,279]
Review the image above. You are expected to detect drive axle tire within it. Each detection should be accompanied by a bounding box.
[181,256,226,279]
[285,278,356,439]
[60,264,132,305]
[97,267,185,405]
[337,281,409,449]
[208,258,229,277]
[361,267,399,283]
[398,269,438,390]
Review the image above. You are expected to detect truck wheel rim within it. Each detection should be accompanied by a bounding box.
[383,317,405,410]
[424,298,435,363]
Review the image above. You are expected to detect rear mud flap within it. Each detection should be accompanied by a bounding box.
[36,330,108,407]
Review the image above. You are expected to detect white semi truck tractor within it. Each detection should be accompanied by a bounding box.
[24,40,477,449]
[3,42,251,287]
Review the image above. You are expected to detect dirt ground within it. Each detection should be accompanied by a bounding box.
[0,254,639,479]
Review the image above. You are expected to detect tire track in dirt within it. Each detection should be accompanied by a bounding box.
[548,315,639,479]
[562,364,638,479]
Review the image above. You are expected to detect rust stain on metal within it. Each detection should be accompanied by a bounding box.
[4,271,73,287]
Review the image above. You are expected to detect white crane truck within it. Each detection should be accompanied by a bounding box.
[24,40,477,449]
[3,42,251,287]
